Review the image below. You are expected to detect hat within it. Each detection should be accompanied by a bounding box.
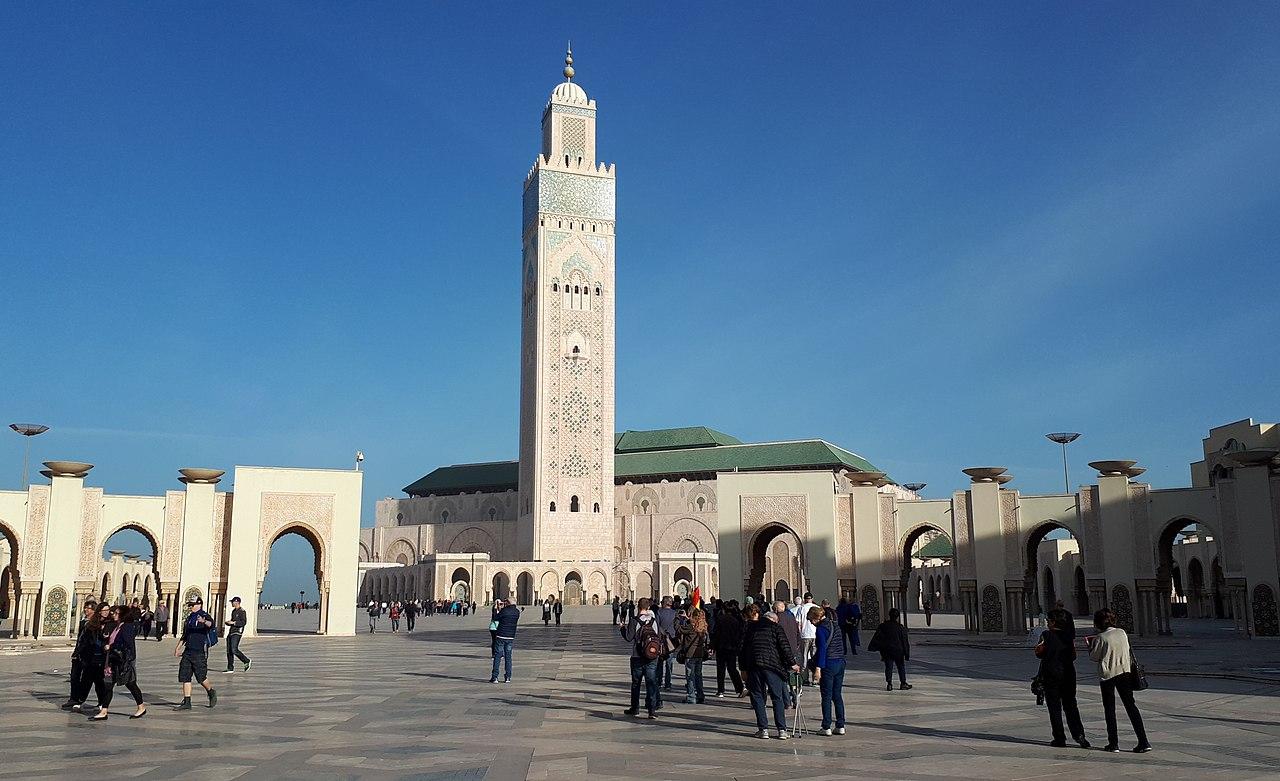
[188,596,203,605]
[230,596,242,603]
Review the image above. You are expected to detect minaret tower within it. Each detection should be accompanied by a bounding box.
[517,47,617,561]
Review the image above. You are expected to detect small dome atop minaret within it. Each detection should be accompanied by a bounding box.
[551,44,588,103]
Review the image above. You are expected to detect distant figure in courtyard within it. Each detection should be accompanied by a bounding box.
[611,596,621,626]
[553,597,563,626]
[224,596,251,673]
[470,600,477,615]
[139,604,153,639]
[741,602,799,739]
[405,599,418,632]
[389,601,402,632]
[1035,608,1088,748]
[542,599,552,626]
[154,601,169,641]
[96,604,146,720]
[489,598,521,684]
[792,593,818,682]
[1087,608,1151,754]
[367,601,380,632]
[711,600,745,698]
[808,605,846,736]
[174,596,218,711]
[836,597,860,655]
[676,608,711,704]
[621,597,660,719]
[923,599,933,627]
[869,607,912,691]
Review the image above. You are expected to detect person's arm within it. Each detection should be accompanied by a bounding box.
[777,626,798,670]
[813,624,831,669]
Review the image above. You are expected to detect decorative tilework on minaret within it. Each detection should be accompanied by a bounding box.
[517,49,616,561]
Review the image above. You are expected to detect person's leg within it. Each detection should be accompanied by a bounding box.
[693,659,705,702]
[747,670,769,731]
[884,659,894,686]
[1116,677,1149,745]
[1100,679,1119,748]
[766,670,788,732]
[490,642,501,682]
[503,639,513,681]
[663,655,672,689]
[643,659,659,715]
[126,681,144,706]
[628,657,642,712]
[896,657,908,685]
[92,672,112,716]
[1045,686,1067,743]
[1062,680,1086,742]
[226,634,237,671]
[684,662,696,703]
[727,652,744,694]
[820,666,835,730]
[832,659,846,728]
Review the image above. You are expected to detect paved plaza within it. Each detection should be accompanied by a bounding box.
[2,609,1280,780]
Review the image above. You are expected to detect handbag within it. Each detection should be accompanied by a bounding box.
[1130,654,1149,691]
[488,620,499,631]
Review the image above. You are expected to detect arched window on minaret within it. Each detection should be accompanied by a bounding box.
[593,502,600,513]
[549,501,556,512]
[570,496,580,513]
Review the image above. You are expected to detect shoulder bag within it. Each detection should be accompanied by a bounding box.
[1130,652,1149,691]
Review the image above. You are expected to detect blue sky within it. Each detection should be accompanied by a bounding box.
[2,4,1278,603]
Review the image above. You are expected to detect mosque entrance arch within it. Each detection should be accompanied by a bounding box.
[672,566,692,600]
[451,567,471,603]
[1157,518,1227,634]
[1023,521,1085,632]
[899,524,952,629]
[262,525,325,634]
[0,521,19,638]
[747,524,804,602]
[564,571,584,606]
[100,523,163,634]
[492,571,511,601]
[516,572,534,605]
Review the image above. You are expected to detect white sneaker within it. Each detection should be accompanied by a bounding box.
[776,731,791,741]
[834,726,846,735]
[754,729,769,739]
[817,727,832,736]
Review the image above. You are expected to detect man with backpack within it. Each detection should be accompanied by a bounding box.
[621,597,661,719]
[174,596,218,711]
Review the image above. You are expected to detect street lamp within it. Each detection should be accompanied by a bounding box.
[1045,433,1082,495]
[9,423,50,488]
[355,450,364,471]
[299,590,305,609]
[903,482,927,494]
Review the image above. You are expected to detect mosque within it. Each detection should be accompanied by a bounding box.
[358,51,1280,638]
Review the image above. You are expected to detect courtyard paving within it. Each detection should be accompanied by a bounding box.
[2,608,1279,780]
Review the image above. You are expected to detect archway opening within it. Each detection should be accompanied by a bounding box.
[564,571,584,606]
[902,525,954,627]
[0,522,18,637]
[1023,522,1087,630]
[672,565,692,600]
[492,571,511,602]
[100,525,160,612]
[516,572,533,605]
[451,567,471,603]
[1158,519,1223,625]
[747,524,803,602]
[260,527,323,635]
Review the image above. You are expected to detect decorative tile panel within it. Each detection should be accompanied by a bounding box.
[42,586,68,637]
[1000,491,1020,578]
[22,486,49,578]
[161,491,185,580]
[535,170,615,221]
[551,104,596,118]
[77,487,104,579]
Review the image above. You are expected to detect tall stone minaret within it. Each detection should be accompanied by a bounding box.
[517,47,616,561]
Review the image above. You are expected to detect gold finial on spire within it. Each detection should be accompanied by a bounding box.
[563,42,575,81]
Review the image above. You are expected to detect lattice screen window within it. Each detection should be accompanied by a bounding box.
[561,117,586,161]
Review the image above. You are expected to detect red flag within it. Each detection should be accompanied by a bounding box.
[691,586,702,610]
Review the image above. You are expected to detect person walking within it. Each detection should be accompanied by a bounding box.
[869,607,912,691]
[367,601,380,633]
[405,599,418,632]
[174,596,218,711]
[541,599,552,626]
[154,601,169,641]
[1087,608,1151,753]
[62,598,97,710]
[621,598,661,719]
[390,602,402,632]
[552,597,563,625]
[1036,608,1089,748]
[63,601,109,711]
[741,603,799,739]
[791,593,818,680]
[676,608,711,704]
[923,599,933,627]
[836,596,861,655]
[139,604,153,640]
[224,596,251,673]
[807,606,847,736]
[611,596,621,626]
[489,598,521,684]
[772,601,803,706]
[654,596,678,691]
[711,600,746,698]
[94,604,146,720]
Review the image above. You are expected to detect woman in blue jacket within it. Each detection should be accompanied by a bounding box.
[808,606,847,736]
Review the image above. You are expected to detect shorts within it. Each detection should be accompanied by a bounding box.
[179,648,209,683]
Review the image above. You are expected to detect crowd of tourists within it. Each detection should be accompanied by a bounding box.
[365,598,479,632]
[61,593,252,721]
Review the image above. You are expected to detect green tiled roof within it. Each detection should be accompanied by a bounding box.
[404,428,885,496]
[614,426,743,453]
[915,535,954,559]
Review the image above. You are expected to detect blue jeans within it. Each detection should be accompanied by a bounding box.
[630,656,659,714]
[819,658,846,730]
[684,659,704,703]
[662,654,674,688]
[490,638,513,681]
[748,668,788,731]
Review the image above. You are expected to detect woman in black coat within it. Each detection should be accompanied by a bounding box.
[869,607,912,691]
[96,605,146,720]
[1037,608,1088,748]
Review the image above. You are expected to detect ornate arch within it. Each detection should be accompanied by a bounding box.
[385,538,416,566]
[447,526,498,555]
[900,522,950,569]
[259,493,334,580]
[685,485,717,513]
[540,570,559,596]
[358,542,372,562]
[656,517,718,554]
[980,585,1003,632]
[631,485,660,515]
[263,521,326,584]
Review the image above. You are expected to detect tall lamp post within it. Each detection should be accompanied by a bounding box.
[9,423,50,488]
[902,482,926,495]
[300,590,305,610]
[1045,433,1082,495]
